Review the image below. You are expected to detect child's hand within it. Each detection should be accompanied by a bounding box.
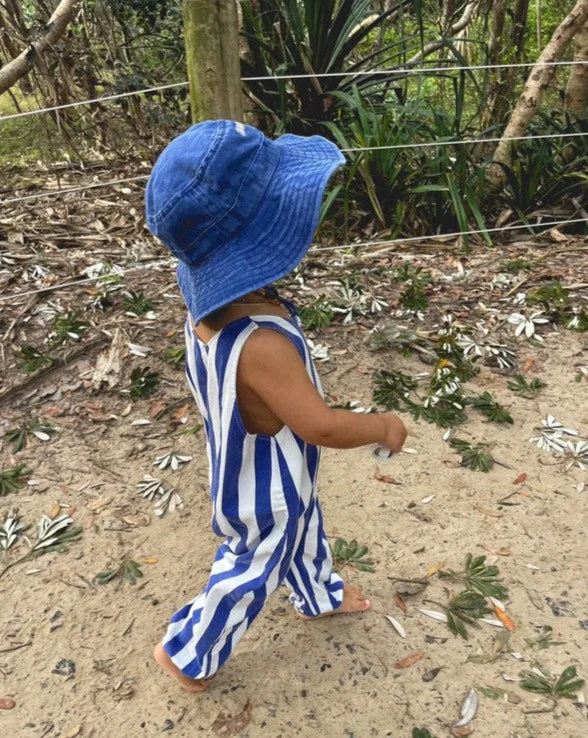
[381,412,407,453]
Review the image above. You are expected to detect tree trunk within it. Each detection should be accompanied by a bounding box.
[183,0,244,123]
[488,0,588,189]
[564,19,588,117]
[0,0,78,95]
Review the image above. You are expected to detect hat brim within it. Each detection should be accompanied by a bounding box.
[177,134,344,324]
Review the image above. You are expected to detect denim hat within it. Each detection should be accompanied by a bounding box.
[145,120,345,323]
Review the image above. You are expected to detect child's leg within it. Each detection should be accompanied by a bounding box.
[284,496,345,617]
[160,505,299,681]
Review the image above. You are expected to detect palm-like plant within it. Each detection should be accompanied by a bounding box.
[240,0,415,133]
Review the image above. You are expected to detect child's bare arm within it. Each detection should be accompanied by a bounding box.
[239,329,407,450]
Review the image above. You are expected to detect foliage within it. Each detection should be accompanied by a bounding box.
[300,299,335,330]
[51,312,88,345]
[96,558,144,585]
[500,259,535,273]
[394,264,432,312]
[163,346,186,367]
[331,538,374,573]
[4,419,56,453]
[507,374,546,399]
[520,666,584,700]
[0,465,30,496]
[412,730,435,738]
[123,290,155,316]
[449,438,495,472]
[466,392,513,425]
[129,367,160,398]
[439,554,508,600]
[444,590,491,640]
[407,395,467,429]
[240,0,413,134]
[0,510,29,551]
[373,369,417,410]
[18,346,54,372]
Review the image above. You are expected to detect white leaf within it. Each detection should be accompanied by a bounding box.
[421,495,435,504]
[454,689,478,728]
[131,419,152,426]
[480,618,505,628]
[417,608,448,623]
[489,597,506,611]
[33,431,51,441]
[385,615,406,638]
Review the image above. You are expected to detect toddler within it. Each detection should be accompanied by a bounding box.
[145,120,407,692]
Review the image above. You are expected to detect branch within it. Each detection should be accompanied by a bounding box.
[404,1,480,67]
[0,0,78,96]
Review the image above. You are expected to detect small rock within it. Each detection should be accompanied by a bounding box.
[0,698,16,710]
[162,719,174,732]
[579,620,588,630]
[422,667,442,682]
[52,659,76,677]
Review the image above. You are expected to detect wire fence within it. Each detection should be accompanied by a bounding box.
[0,59,586,123]
[0,58,586,285]
[1,217,585,303]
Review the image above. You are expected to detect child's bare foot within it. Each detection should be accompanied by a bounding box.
[153,643,212,693]
[299,583,370,619]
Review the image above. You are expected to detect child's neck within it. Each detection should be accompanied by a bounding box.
[194,298,290,345]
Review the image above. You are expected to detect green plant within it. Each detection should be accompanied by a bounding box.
[240,0,415,135]
[0,510,29,551]
[395,264,432,312]
[449,438,495,472]
[0,465,30,496]
[331,538,374,573]
[520,666,584,700]
[51,312,88,344]
[527,280,569,313]
[300,299,335,330]
[500,259,535,273]
[408,394,467,429]
[129,367,160,398]
[444,590,491,639]
[4,419,56,453]
[17,346,54,372]
[96,558,144,585]
[412,729,436,738]
[466,392,513,424]
[439,554,508,600]
[163,345,186,366]
[373,369,417,410]
[525,626,564,650]
[123,290,154,316]
[507,374,546,399]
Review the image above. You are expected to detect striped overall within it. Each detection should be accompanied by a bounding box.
[162,311,345,679]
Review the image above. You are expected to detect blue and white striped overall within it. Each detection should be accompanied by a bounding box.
[162,311,345,679]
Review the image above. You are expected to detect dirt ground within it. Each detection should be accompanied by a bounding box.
[1,231,587,738]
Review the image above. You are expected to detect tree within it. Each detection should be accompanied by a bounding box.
[0,0,78,96]
[564,18,588,116]
[488,0,588,188]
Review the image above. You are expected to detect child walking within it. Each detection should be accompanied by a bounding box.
[145,120,407,692]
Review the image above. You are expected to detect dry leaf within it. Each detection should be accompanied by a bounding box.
[374,471,401,485]
[149,401,168,419]
[212,700,252,737]
[173,404,191,420]
[112,510,151,527]
[64,726,83,738]
[495,608,516,632]
[452,727,474,737]
[386,615,406,638]
[49,503,61,519]
[394,652,424,669]
[0,698,16,710]
[475,507,503,518]
[523,358,535,373]
[87,495,113,513]
[513,472,527,485]
[526,589,544,611]
[483,545,511,556]
[426,562,445,577]
[92,328,123,390]
[141,557,159,565]
[394,593,408,613]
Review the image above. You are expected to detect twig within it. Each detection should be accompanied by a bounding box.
[0,640,32,653]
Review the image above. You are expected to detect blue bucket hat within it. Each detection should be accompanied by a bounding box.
[145,120,345,324]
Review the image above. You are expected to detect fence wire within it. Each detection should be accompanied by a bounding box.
[0,59,586,124]
[1,217,585,303]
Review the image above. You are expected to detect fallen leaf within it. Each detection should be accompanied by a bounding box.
[166,329,177,338]
[475,507,503,518]
[49,503,61,519]
[394,593,407,613]
[524,589,542,611]
[374,471,401,485]
[64,726,82,738]
[173,404,191,420]
[523,358,535,373]
[513,472,527,485]
[452,727,473,737]
[495,608,516,632]
[212,700,252,737]
[87,495,113,513]
[0,698,16,710]
[483,545,511,556]
[386,615,406,638]
[113,510,151,527]
[149,401,168,419]
[141,557,159,565]
[426,562,445,577]
[394,652,424,669]
[422,667,442,682]
[92,328,123,390]
[417,608,448,623]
